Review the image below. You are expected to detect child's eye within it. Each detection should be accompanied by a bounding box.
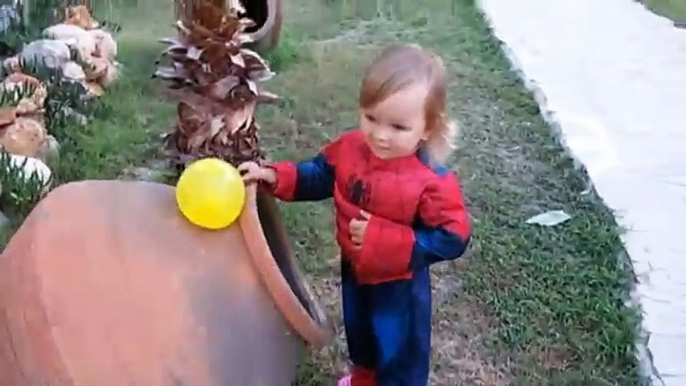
[392,124,409,131]
[365,114,376,123]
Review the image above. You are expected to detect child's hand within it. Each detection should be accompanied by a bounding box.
[237,161,277,185]
[350,210,372,250]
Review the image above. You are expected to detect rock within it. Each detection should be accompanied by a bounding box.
[0,107,17,127]
[18,111,46,127]
[64,5,100,30]
[0,73,48,115]
[91,29,117,61]
[43,24,97,61]
[20,39,72,70]
[82,56,121,88]
[83,56,109,81]
[2,153,52,190]
[61,61,87,82]
[0,117,48,158]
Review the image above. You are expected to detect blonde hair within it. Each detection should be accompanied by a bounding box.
[359,44,458,164]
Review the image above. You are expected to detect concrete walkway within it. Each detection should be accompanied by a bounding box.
[477,0,686,384]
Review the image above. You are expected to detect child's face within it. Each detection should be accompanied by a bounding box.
[359,82,430,160]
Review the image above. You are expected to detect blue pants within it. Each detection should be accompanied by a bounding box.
[341,260,432,386]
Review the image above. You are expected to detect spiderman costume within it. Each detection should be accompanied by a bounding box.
[267,129,471,386]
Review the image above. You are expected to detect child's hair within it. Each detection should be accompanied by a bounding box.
[359,43,457,164]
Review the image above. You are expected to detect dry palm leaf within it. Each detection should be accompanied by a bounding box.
[156,0,279,170]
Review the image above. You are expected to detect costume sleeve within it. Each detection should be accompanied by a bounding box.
[409,172,471,269]
[354,172,471,284]
[265,137,343,202]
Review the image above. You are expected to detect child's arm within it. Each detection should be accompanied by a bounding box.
[353,172,471,284]
[409,172,471,267]
[264,137,344,202]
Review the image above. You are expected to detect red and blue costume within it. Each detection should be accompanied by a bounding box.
[266,129,471,386]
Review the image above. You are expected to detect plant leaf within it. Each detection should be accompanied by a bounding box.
[210,115,223,137]
[186,46,203,60]
[225,100,255,134]
[245,79,258,95]
[247,69,274,82]
[241,48,269,71]
[256,91,281,104]
[153,66,182,80]
[207,75,240,100]
[230,53,245,68]
[237,34,254,45]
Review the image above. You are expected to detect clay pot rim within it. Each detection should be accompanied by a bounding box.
[244,0,279,44]
[239,183,333,348]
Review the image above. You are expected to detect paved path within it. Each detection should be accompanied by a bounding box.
[477,0,686,384]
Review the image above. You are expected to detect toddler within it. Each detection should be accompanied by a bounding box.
[239,43,471,386]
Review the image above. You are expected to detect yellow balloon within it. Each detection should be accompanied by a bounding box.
[176,158,246,230]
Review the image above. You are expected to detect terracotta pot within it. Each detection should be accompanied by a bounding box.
[243,0,283,50]
[0,180,332,385]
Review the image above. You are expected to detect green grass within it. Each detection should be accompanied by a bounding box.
[52,2,177,184]
[1,0,643,384]
[258,0,643,384]
[0,1,176,242]
[641,0,686,22]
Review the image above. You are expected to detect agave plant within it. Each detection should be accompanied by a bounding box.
[154,0,279,172]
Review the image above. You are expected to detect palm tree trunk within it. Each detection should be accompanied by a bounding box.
[157,0,277,172]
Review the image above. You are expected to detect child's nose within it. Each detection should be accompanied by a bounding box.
[374,127,391,142]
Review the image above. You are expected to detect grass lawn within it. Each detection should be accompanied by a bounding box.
[0,0,176,243]
[640,0,686,23]
[1,0,643,384]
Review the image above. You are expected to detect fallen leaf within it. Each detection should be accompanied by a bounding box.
[525,210,571,227]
